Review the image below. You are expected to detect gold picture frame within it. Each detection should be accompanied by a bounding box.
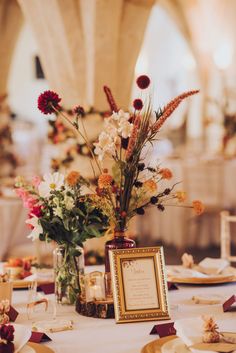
[109,246,170,323]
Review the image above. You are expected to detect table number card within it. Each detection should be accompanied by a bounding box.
[223,295,236,312]
[167,282,178,290]
[8,306,19,322]
[29,332,52,343]
[150,322,176,336]
[109,247,170,323]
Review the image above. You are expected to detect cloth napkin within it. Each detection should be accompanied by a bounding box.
[197,258,229,275]
[167,266,208,278]
[174,317,236,353]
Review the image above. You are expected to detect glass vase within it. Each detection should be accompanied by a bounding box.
[105,229,136,273]
[53,244,84,305]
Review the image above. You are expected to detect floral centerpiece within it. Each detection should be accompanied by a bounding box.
[35,75,204,273]
[15,171,109,304]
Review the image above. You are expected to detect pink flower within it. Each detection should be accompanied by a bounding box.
[23,197,37,209]
[15,188,29,201]
[32,176,41,188]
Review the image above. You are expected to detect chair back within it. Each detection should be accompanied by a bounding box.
[220,211,236,262]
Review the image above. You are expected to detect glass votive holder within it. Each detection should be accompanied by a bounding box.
[104,272,113,299]
[85,271,106,302]
[0,271,12,304]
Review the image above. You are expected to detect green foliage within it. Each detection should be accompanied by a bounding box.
[38,190,109,247]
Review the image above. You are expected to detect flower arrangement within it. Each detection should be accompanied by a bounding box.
[37,77,203,236]
[15,171,109,303]
[15,172,109,246]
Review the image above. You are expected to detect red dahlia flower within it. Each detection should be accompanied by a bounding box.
[38,90,61,114]
[136,75,150,89]
[133,98,143,110]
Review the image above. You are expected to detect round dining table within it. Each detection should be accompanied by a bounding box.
[11,265,236,353]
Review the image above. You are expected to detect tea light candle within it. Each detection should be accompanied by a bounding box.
[85,274,106,302]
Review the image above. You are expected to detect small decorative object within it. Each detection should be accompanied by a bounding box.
[76,271,114,319]
[0,301,10,325]
[75,297,114,319]
[202,316,220,343]
[35,78,203,277]
[84,271,105,302]
[109,247,170,323]
[181,253,194,269]
[16,171,109,305]
[0,273,12,305]
[0,324,15,353]
[192,295,222,305]
[32,319,73,333]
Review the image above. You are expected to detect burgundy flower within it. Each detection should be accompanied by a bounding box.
[133,99,143,110]
[103,86,118,112]
[136,75,150,89]
[73,105,85,116]
[29,204,42,218]
[0,324,15,342]
[38,90,61,114]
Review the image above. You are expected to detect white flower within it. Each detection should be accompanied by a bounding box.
[118,120,133,138]
[38,172,64,198]
[112,110,130,122]
[94,132,116,160]
[104,120,118,138]
[26,216,43,241]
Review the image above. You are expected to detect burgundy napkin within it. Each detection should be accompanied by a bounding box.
[223,295,236,312]
[29,332,52,343]
[167,282,178,290]
[37,283,55,295]
[150,322,176,336]
[8,306,19,322]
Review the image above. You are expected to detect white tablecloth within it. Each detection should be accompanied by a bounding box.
[11,266,236,353]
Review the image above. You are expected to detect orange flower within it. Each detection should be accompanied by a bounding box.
[175,191,187,202]
[192,200,205,215]
[143,179,157,192]
[159,168,173,180]
[98,173,113,189]
[66,171,80,186]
